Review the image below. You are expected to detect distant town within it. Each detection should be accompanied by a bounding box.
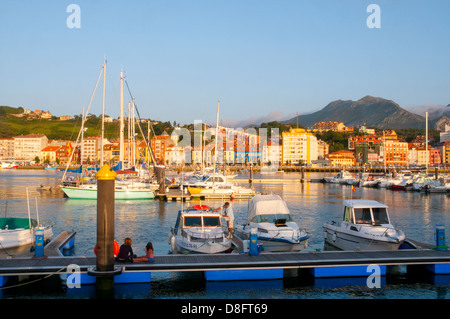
[1,107,450,169]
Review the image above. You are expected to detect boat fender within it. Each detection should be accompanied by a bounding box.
[170,235,176,252]
[332,233,337,242]
[230,193,235,200]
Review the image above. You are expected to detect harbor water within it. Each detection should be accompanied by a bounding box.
[0,169,450,299]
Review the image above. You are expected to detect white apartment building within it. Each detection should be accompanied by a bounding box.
[0,138,15,159]
[441,124,450,143]
[81,136,102,164]
[13,134,48,160]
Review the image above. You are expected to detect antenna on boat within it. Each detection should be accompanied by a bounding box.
[35,197,40,226]
[26,188,31,231]
[4,201,7,218]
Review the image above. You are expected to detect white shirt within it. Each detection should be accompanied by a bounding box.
[223,205,234,221]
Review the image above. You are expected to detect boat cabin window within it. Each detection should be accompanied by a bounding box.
[203,216,221,227]
[354,208,372,224]
[184,216,202,227]
[252,214,293,223]
[372,208,389,225]
[343,206,353,223]
[183,216,221,227]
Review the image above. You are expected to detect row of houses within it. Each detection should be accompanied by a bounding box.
[1,124,450,167]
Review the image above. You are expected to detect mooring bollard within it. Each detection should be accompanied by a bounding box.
[435,224,447,251]
[34,226,45,258]
[249,228,259,256]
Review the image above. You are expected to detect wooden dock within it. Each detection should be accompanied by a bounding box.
[2,247,450,276]
[155,189,191,201]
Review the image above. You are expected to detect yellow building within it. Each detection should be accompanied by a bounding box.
[328,150,356,167]
[282,128,318,164]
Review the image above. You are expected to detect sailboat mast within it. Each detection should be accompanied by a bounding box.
[213,100,220,185]
[101,60,106,166]
[120,71,124,164]
[426,111,428,172]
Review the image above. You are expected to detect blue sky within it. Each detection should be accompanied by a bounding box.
[1,1,450,126]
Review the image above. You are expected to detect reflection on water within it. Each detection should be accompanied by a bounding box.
[1,170,450,299]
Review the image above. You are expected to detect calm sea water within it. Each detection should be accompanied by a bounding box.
[0,169,450,300]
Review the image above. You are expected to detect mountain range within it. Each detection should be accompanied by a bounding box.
[283,96,450,130]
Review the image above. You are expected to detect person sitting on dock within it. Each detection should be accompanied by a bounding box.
[115,237,136,263]
[214,202,234,238]
[133,242,155,263]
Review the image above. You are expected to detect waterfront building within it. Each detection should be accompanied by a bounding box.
[327,149,356,167]
[317,139,329,160]
[352,136,384,165]
[56,143,79,164]
[282,128,318,165]
[438,141,450,165]
[384,139,408,167]
[408,146,441,167]
[150,131,171,164]
[261,141,281,165]
[13,134,48,161]
[441,125,450,143]
[41,146,61,163]
[164,143,185,165]
[0,138,14,159]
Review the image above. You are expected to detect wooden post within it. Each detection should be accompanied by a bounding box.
[95,164,117,291]
[156,166,165,195]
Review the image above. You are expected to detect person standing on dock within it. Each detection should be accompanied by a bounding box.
[215,202,234,238]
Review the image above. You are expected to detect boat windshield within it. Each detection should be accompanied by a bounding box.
[184,216,202,227]
[354,207,389,225]
[372,208,389,225]
[251,214,293,223]
[354,208,372,224]
[183,216,221,227]
[203,216,221,227]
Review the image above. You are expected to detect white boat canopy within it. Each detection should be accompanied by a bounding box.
[247,194,291,222]
[343,200,388,209]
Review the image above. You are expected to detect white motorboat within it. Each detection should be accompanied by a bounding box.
[0,161,18,169]
[187,173,257,199]
[424,177,450,193]
[233,194,309,252]
[0,217,53,249]
[412,176,434,192]
[323,171,353,184]
[392,175,414,191]
[168,205,233,254]
[323,199,405,251]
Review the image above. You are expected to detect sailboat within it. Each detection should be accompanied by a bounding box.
[60,64,155,200]
[186,101,257,199]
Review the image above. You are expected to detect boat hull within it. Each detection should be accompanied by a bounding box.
[0,227,53,249]
[60,186,155,200]
[234,227,308,252]
[188,187,255,199]
[170,234,231,254]
[322,225,403,251]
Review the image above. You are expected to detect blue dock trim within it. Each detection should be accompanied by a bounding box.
[205,268,283,281]
[310,265,386,278]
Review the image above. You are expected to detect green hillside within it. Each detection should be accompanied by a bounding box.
[0,106,175,140]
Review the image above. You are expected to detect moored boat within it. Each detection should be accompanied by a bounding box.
[322,199,405,251]
[168,205,232,254]
[0,217,53,249]
[233,194,309,252]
